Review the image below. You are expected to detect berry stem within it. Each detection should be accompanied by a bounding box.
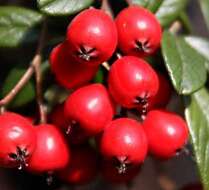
[34,19,48,124]
[169,21,182,34]
[102,62,110,71]
[125,0,133,6]
[101,0,114,18]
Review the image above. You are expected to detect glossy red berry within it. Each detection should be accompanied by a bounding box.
[0,112,36,169]
[148,73,172,109]
[27,124,70,173]
[49,104,89,145]
[108,56,159,111]
[138,73,172,113]
[58,146,98,184]
[66,8,118,66]
[143,110,189,159]
[115,5,162,57]
[100,118,148,173]
[50,42,98,89]
[64,84,115,135]
[101,160,140,183]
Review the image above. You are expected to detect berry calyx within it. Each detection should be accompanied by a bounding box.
[115,5,162,57]
[108,56,159,111]
[50,42,98,89]
[27,124,70,174]
[58,145,98,184]
[143,110,189,159]
[66,8,118,66]
[0,112,36,170]
[49,104,89,145]
[64,84,115,135]
[100,118,148,173]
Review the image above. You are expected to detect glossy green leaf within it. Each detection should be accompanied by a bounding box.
[199,0,209,31]
[156,0,188,27]
[184,88,209,190]
[1,68,35,108]
[37,0,94,16]
[161,31,207,94]
[0,6,43,47]
[131,0,163,12]
[184,36,209,70]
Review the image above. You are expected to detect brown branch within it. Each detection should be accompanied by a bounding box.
[0,62,35,108]
[0,19,47,122]
[33,19,47,123]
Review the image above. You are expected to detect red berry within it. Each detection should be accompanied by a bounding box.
[148,73,172,109]
[66,8,118,66]
[64,84,115,135]
[137,73,172,112]
[143,110,189,159]
[108,56,159,110]
[0,112,36,169]
[100,118,148,173]
[101,160,140,183]
[27,124,70,173]
[115,5,162,57]
[50,42,98,89]
[58,146,98,184]
[49,104,89,145]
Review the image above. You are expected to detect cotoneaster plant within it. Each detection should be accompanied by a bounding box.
[0,0,209,189]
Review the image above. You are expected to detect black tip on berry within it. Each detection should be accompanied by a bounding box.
[135,40,151,53]
[117,162,127,174]
[134,95,149,117]
[9,146,29,170]
[76,46,96,61]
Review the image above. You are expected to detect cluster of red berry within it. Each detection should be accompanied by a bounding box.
[0,5,189,185]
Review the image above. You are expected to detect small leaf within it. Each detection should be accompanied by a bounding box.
[0,6,43,47]
[156,0,188,27]
[131,0,163,12]
[37,0,94,16]
[93,67,104,83]
[199,0,209,31]
[184,88,209,190]
[1,68,35,108]
[161,31,207,94]
[184,36,209,70]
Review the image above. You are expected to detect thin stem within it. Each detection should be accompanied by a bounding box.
[101,0,114,18]
[0,64,34,108]
[34,19,48,123]
[0,18,47,120]
[102,62,110,71]
[125,0,132,5]
[169,21,182,34]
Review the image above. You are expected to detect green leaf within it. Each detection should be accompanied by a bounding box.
[93,67,104,83]
[1,68,35,108]
[161,31,207,94]
[199,0,209,31]
[156,0,188,27]
[184,36,209,70]
[131,0,163,12]
[184,88,209,190]
[37,0,94,16]
[0,6,43,48]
